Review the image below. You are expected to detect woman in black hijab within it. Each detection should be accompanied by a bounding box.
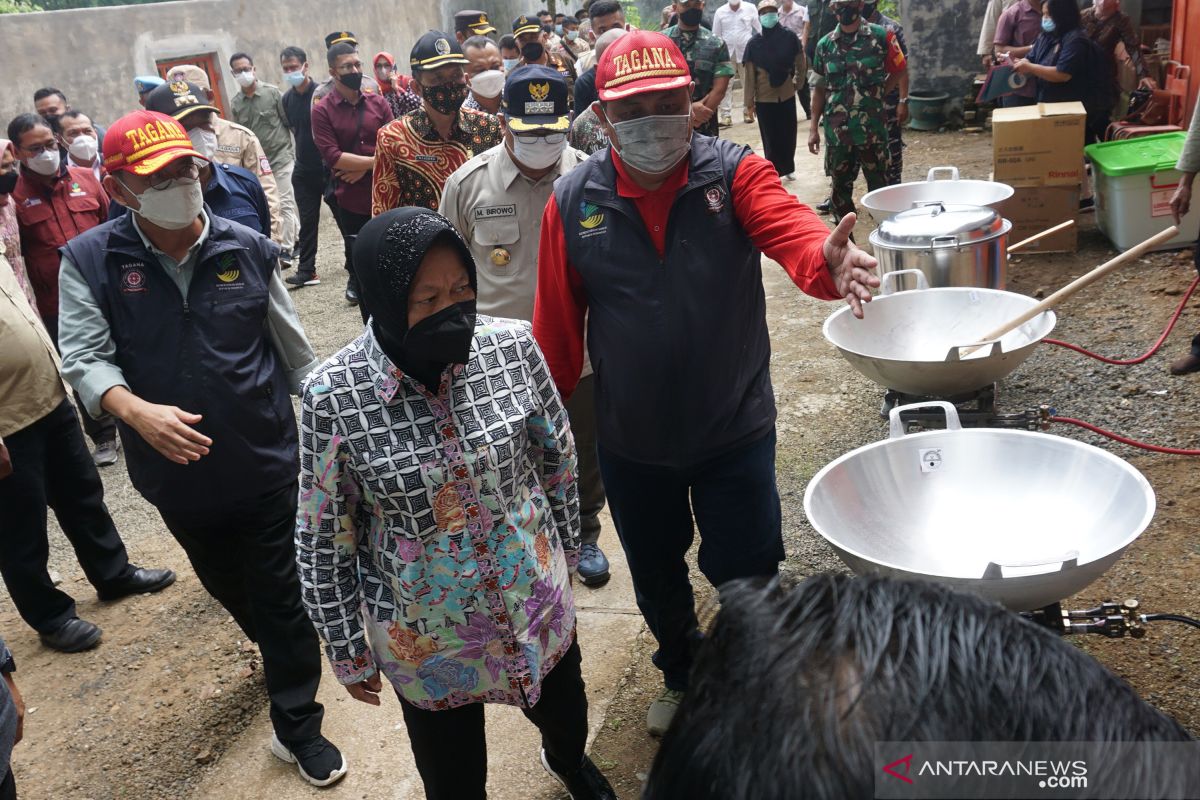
[743,0,805,179]
[295,208,616,800]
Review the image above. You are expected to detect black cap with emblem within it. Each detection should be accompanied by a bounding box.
[512,14,543,36]
[454,10,497,35]
[324,31,358,49]
[502,64,570,132]
[145,80,220,121]
[409,30,470,74]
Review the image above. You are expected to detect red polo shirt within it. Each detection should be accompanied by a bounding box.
[12,165,109,322]
[310,89,394,216]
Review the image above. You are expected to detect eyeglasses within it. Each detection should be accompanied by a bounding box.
[513,133,566,145]
[145,159,200,191]
[335,62,363,75]
[21,141,59,157]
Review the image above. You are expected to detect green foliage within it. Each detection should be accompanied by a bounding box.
[877,0,899,17]
[0,0,43,12]
[624,2,643,29]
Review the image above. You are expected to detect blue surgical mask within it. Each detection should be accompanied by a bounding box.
[502,57,520,72]
[1041,17,1056,32]
[760,12,779,27]
[284,69,305,87]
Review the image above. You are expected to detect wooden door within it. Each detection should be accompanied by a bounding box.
[1171,0,1196,123]
[154,52,228,119]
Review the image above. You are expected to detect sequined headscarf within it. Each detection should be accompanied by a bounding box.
[354,207,478,383]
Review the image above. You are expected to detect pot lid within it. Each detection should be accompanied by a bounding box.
[872,202,1007,248]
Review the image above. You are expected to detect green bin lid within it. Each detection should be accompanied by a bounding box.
[1085,132,1188,177]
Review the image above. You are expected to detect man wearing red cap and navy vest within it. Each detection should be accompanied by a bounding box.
[533,30,879,736]
[56,110,347,787]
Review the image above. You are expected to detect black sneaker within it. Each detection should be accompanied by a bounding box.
[270,733,348,787]
[540,750,616,800]
[345,276,360,305]
[577,543,611,588]
[279,249,295,270]
[285,272,320,288]
[815,197,833,214]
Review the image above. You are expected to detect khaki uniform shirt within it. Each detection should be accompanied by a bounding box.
[0,249,66,438]
[438,142,592,376]
[212,116,283,245]
[230,81,295,169]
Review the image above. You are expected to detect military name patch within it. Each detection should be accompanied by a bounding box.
[473,204,516,220]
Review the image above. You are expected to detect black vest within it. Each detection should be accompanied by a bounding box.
[61,210,298,512]
[554,135,775,468]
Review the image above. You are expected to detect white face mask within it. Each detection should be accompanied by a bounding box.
[469,69,506,99]
[510,134,566,170]
[234,70,256,88]
[123,177,204,230]
[609,113,693,175]
[68,134,98,163]
[188,128,218,160]
[23,147,61,177]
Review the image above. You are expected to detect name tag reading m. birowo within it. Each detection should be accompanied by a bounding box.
[473,204,516,221]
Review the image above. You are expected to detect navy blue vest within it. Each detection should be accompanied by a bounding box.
[554,135,774,467]
[61,210,298,512]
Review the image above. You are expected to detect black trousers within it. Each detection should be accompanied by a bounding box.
[0,768,14,800]
[158,483,324,741]
[399,639,588,800]
[42,315,117,448]
[334,205,372,324]
[292,166,325,276]
[756,99,798,178]
[0,399,133,632]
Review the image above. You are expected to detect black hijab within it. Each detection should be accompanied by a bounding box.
[745,20,801,88]
[354,207,478,390]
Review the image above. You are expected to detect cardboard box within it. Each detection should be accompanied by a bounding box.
[993,102,1087,187]
[999,186,1079,253]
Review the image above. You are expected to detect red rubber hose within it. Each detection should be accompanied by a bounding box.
[1042,275,1200,365]
[1047,416,1200,456]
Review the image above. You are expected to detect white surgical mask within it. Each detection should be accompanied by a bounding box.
[510,134,566,170]
[125,178,203,230]
[469,69,506,99]
[609,113,692,175]
[502,57,521,72]
[188,128,218,160]
[234,70,256,88]
[68,134,98,164]
[23,148,60,177]
[284,69,306,87]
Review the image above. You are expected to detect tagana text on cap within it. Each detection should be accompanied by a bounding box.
[597,30,692,101]
[102,110,207,176]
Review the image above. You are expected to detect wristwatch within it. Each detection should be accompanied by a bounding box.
[899,96,909,104]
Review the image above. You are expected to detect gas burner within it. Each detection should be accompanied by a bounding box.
[881,384,1043,431]
[1023,600,1147,638]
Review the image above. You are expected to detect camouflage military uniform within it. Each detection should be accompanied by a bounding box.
[663,24,736,138]
[869,10,909,185]
[812,23,898,220]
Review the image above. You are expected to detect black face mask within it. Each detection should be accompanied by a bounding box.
[837,5,861,24]
[404,301,477,366]
[521,41,545,63]
[680,7,704,25]
[0,171,17,195]
[338,71,364,92]
[422,82,470,116]
[862,2,877,16]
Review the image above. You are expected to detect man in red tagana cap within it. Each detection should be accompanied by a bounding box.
[56,110,346,788]
[532,30,880,737]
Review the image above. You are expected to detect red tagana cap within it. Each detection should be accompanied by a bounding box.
[102,110,207,176]
[596,30,692,102]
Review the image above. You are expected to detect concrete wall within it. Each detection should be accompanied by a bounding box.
[0,0,579,131]
[902,0,991,122]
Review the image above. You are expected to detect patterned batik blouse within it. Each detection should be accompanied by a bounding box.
[295,317,581,711]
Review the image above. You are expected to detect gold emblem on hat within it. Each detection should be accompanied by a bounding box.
[435,38,451,55]
[529,82,550,101]
[490,247,511,267]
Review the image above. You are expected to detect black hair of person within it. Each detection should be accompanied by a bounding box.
[1044,0,1081,34]
[644,573,1195,800]
[498,34,519,51]
[280,45,308,63]
[7,113,51,147]
[463,35,498,53]
[327,41,358,67]
[563,16,579,26]
[588,0,624,19]
[33,87,67,104]
[229,51,254,67]
[49,109,90,136]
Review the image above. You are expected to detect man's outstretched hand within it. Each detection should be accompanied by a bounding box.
[823,212,880,318]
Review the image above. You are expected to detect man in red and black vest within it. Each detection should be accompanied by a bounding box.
[533,30,879,737]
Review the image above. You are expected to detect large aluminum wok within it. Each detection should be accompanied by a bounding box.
[823,270,1056,396]
[861,166,1014,223]
[803,402,1156,611]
